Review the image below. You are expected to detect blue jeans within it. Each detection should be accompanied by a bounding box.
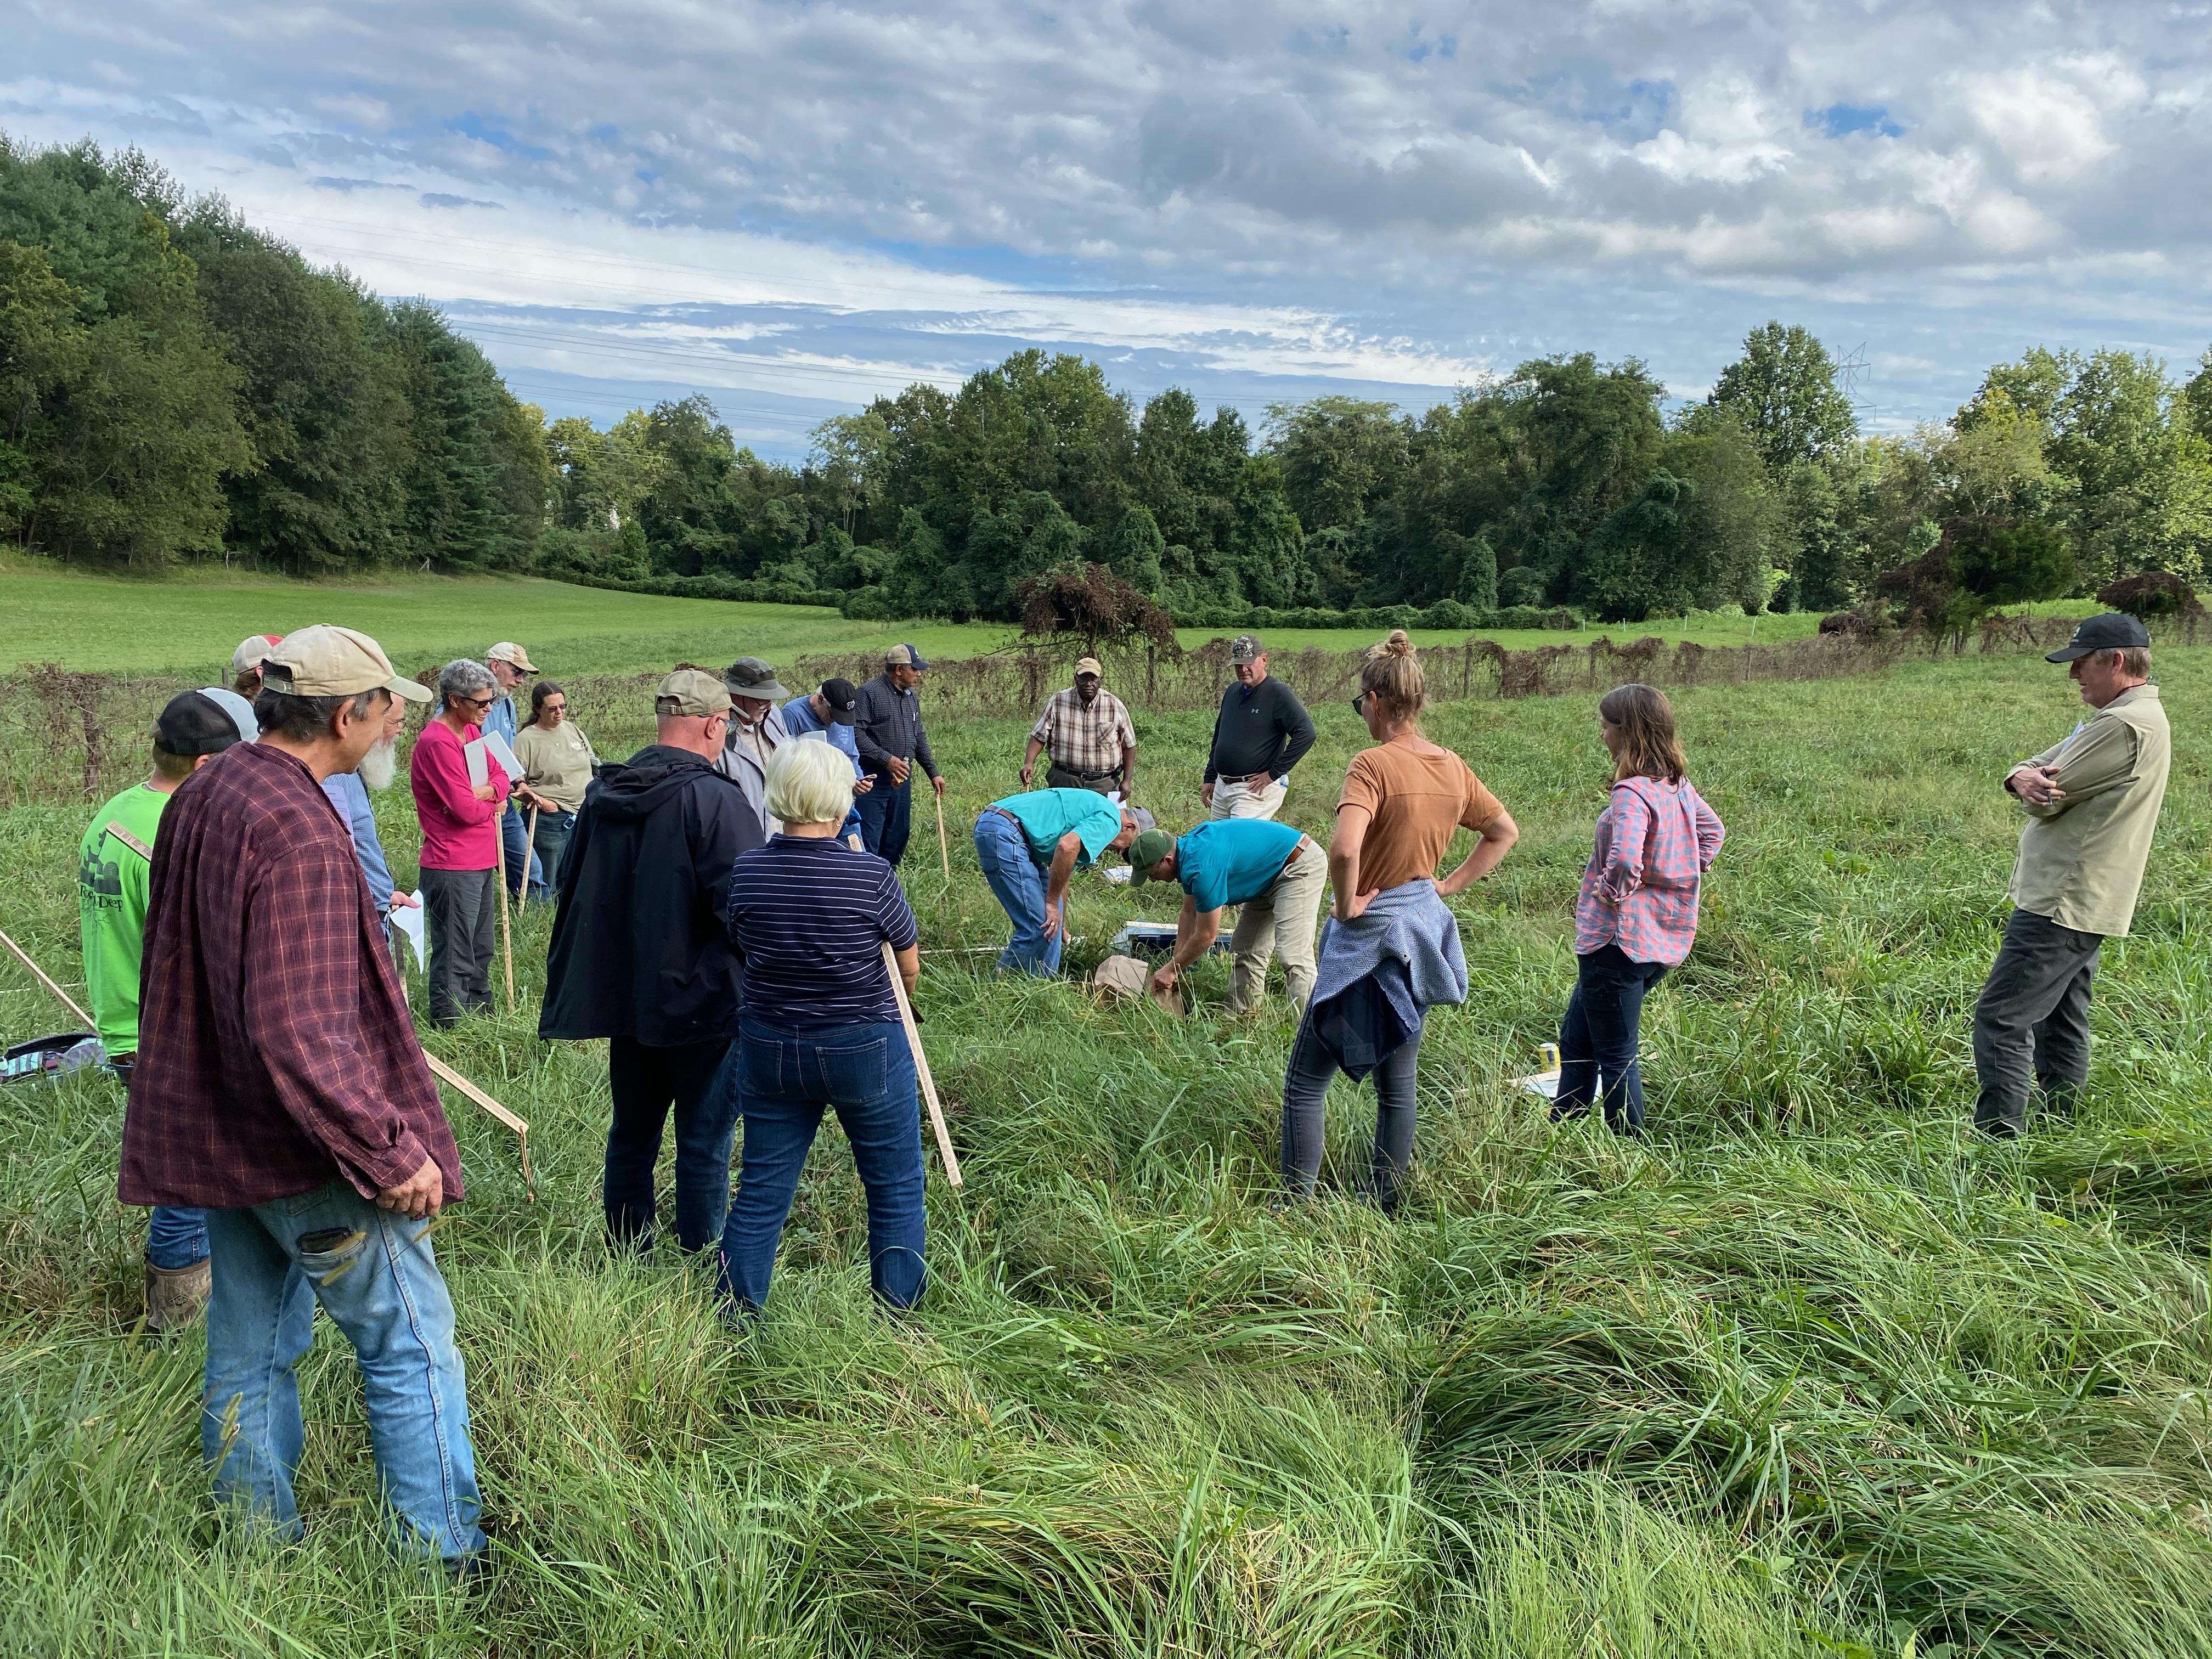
[201,1180,484,1562]
[148,1204,210,1268]
[501,804,545,900]
[531,808,576,891]
[856,772,913,866]
[717,1018,926,1313]
[604,1037,738,1254]
[973,809,1060,976]
[1552,943,1670,1135]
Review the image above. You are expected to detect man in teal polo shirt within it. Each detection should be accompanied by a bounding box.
[1128,819,1325,1014]
[972,788,1141,975]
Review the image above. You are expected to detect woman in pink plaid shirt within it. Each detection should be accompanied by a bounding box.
[1550,683,1724,1135]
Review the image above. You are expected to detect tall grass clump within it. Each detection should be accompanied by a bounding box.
[3,647,2211,1653]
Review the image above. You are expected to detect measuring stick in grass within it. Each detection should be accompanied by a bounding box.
[934,787,951,882]
[422,1048,535,1201]
[493,817,516,1012]
[881,940,962,1190]
[0,927,93,1029]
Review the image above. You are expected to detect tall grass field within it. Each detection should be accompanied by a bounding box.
[2,594,2210,1654]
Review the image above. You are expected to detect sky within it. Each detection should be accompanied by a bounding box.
[6,1,2210,461]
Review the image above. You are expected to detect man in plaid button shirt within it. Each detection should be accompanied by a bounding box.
[121,624,486,1572]
[1021,657,1137,796]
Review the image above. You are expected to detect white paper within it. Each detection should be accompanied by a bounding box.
[464,738,489,788]
[480,730,524,782]
[391,892,427,968]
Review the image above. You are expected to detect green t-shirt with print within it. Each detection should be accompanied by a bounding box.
[76,783,170,1056]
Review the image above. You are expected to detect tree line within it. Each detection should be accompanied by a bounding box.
[8,135,2211,627]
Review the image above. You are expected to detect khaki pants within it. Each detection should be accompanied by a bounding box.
[1210,775,1288,821]
[1228,839,1325,1014]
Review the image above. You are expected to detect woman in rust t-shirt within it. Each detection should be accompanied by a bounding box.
[1282,631,1520,1212]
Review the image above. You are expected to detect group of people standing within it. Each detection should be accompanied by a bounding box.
[64,607,2172,1581]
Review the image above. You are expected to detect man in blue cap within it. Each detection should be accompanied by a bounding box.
[1972,612,2170,1137]
[853,643,944,868]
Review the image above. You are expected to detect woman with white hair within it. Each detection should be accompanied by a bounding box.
[716,737,927,1316]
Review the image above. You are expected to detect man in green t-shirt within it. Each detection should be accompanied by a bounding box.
[78,690,247,1331]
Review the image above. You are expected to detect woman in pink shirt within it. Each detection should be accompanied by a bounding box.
[409,659,510,1025]
[1550,683,1724,1136]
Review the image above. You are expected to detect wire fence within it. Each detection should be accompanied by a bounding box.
[0,611,2183,808]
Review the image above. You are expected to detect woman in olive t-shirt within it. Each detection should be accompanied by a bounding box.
[1280,631,1520,1211]
[512,681,598,890]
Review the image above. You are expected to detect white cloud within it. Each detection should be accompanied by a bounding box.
[2,1,2208,454]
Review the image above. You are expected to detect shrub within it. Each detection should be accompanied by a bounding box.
[2096,571,2203,620]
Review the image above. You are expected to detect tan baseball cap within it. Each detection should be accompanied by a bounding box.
[230,634,283,676]
[1074,656,1104,678]
[656,668,731,718]
[487,641,538,673]
[261,625,432,703]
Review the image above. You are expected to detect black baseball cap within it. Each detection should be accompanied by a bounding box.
[2047,613,2151,662]
[154,690,247,758]
[818,678,859,724]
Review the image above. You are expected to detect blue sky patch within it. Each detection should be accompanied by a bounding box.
[1811,103,1904,139]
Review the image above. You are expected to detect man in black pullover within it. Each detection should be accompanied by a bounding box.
[1201,635,1315,821]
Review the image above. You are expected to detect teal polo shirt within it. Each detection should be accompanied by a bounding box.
[1174,819,1303,913]
[993,788,1125,868]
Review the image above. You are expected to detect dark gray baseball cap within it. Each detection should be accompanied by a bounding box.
[2046,613,2151,662]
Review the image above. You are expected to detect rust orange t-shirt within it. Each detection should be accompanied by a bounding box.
[1337,742,1504,892]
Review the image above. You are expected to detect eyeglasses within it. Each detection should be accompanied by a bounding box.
[541,702,567,714]
[459,695,495,710]
[1351,691,1370,715]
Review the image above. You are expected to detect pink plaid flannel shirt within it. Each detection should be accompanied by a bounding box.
[1573,775,1725,966]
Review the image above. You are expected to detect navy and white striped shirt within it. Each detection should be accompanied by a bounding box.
[727,835,918,1029]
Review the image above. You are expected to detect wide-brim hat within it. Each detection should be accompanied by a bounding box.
[724,656,792,701]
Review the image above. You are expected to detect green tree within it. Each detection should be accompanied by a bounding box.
[1703,321,1859,472]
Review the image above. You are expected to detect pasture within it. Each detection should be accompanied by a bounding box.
[3,603,2211,1655]
[0,559,1833,680]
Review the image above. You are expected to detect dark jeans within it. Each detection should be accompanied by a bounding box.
[1280,1015,1422,1212]
[717,1017,926,1313]
[603,1037,738,1253]
[1551,943,1671,1136]
[1046,763,1120,794]
[531,808,576,891]
[856,772,913,867]
[148,1204,210,1269]
[500,805,546,901]
[1973,907,2102,1137]
[419,866,496,1026]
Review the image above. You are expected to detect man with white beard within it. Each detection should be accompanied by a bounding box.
[322,687,421,955]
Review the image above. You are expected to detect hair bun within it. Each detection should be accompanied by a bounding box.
[1379,629,1415,658]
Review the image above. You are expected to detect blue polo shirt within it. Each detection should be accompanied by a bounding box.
[1174,819,1303,913]
[991,788,1125,868]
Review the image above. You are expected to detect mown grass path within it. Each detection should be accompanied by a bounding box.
[3,651,2211,1655]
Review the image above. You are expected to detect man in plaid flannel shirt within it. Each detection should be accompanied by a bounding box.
[121,625,486,1572]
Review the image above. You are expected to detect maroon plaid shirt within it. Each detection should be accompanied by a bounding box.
[119,742,461,1209]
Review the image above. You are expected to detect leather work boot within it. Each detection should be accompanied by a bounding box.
[144,1257,212,1334]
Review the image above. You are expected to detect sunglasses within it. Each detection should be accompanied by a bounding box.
[459,694,495,710]
[1351,690,1370,715]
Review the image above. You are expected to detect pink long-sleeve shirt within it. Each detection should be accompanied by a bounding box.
[1573,775,1725,966]
[409,719,510,871]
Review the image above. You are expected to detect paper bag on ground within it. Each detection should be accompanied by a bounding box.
[1091,953,1184,1017]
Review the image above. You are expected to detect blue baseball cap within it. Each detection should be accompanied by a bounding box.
[885,643,930,671]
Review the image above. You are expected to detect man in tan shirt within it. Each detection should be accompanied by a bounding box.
[1973,613,2171,1137]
